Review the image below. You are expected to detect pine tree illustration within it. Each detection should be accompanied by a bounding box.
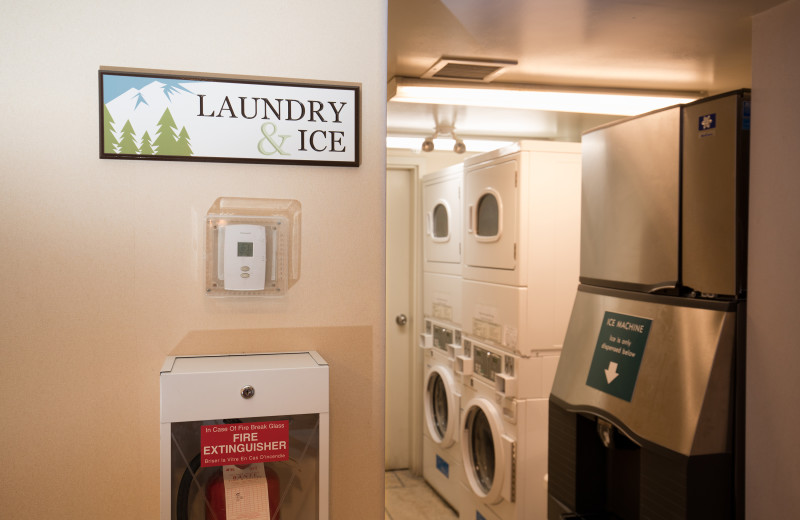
[175,126,193,157]
[118,120,138,154]
[103,105,119,154]
[140,131,154,155]
[153,108,179,156]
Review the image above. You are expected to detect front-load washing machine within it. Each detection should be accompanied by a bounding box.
[455,337,558,520]
[422,352,465,510]
[462,140,580,288]
[419,270,464,509]
[423,163,463,276]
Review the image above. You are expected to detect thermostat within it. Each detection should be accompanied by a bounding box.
[205,197,301,297]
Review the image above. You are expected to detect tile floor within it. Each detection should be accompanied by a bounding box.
[385,470,458,520]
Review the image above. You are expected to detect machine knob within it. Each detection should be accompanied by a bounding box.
[395,314,408,326]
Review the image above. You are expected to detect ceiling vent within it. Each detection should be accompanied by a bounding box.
[421,57,517,83]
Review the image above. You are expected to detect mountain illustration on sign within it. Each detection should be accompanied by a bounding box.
[102,78,194,157]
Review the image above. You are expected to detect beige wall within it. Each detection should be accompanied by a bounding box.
[0,1,387,519]
[388,148,479,176]
[748,0,800,516]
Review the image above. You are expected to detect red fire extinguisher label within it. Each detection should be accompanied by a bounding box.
[200,420,290,467]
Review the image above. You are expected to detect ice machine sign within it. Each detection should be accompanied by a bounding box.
[586,311,652,402]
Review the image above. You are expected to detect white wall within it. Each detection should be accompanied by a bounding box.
[0,1,387,519]
[748,0,800,516]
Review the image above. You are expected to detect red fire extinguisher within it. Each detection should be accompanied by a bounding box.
[204,464,282,520]
[176,454,282,520]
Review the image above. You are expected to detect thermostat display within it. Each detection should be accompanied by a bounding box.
[222,224,267,291]
[238,242,254,257]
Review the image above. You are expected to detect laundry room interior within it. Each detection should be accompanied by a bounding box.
[0,1,798,520]
[384,1,800,520]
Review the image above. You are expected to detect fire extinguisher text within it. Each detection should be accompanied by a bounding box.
[200,420,290,467]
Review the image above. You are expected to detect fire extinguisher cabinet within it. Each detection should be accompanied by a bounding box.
[160,351,329,520]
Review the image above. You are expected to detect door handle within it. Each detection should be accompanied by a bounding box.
[395,314,408,326]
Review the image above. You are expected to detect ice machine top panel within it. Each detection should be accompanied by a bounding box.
[681,90,749,297]
[580,106,680,291]
[551,285,737,457]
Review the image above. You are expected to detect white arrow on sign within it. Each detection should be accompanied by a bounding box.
[605,361,620,384]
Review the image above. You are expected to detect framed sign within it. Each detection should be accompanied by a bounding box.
[99,68,361,166]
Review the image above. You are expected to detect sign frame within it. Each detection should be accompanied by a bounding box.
[99,67,361,167]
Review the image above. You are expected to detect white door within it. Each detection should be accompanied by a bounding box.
[386,166,415,470]
[464,157,520,272]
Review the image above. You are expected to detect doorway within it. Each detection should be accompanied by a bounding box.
[385,165,421,471]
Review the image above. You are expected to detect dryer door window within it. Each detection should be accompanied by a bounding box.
[468,407,496,493]
[476,193,499,238]
[432,202,449,239]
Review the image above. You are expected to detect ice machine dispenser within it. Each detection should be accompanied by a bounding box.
[551,91,749,520]
[160,352,329,520]
[548,286,741,520]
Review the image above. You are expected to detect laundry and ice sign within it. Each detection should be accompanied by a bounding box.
[99,69,360,166]
[586,311,652,402]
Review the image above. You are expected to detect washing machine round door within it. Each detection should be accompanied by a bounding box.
[424,366,460,447]
[461,397,506,504]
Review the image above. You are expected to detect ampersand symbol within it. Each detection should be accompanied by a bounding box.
[258,122,291,156]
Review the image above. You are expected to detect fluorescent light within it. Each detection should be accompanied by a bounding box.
[386,136,513,153]
[388,78,703,117]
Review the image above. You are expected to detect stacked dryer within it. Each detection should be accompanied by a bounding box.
[455,141,581,520]
[419,163,466,511]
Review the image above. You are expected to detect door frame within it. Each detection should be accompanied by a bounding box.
[386,161,423,474]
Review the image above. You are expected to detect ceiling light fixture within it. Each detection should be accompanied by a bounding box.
[388,77,704,117]
[387,136,513,153]
[420,123,466,154]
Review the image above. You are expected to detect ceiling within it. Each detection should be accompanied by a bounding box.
[387,0,782,143]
